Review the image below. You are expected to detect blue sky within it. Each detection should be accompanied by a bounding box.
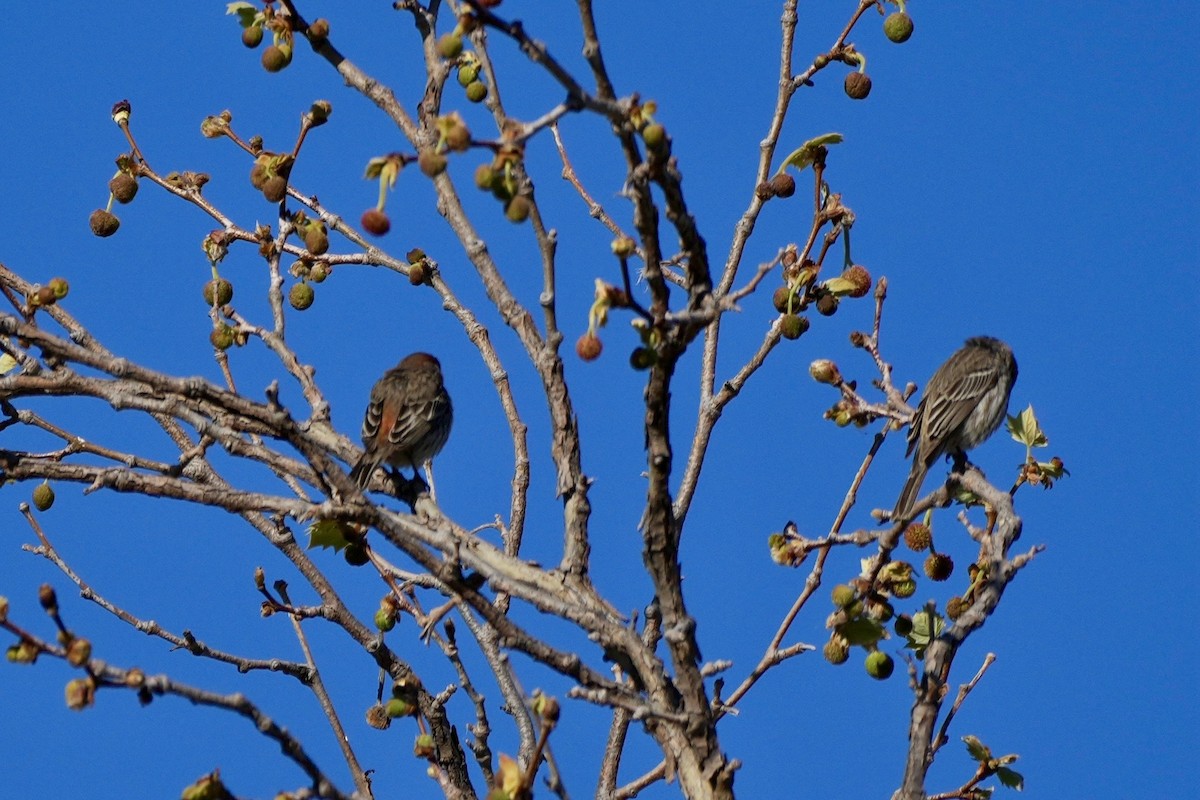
[1,2,1195,798]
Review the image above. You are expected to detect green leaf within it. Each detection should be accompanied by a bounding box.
[779,132,844,173]
[903,609,945,656]
[307,519,354,552]
[1007,404,1048,448]
[963,734,991,762]
[0,353,17,375]
[838,617,885,647]
[225,1,258,27]
[995,766,1025,791]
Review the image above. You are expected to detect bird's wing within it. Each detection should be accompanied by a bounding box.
[918,352,998,448]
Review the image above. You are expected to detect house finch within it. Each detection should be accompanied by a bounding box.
[893,336,1017,518]
[349,352,452,489]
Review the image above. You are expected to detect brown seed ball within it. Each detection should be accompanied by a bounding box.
[261,44,291,73]
[361,209,391,236]
[444,123,471,152]
[203,278,234,307]
[241,25,263,48]
[89,209,120,237]
[465,80,488,103]
[249,157,270,189]
[903,523,932,552]
[504,195,531,223]
[946,596,968,619]
[816,292,839,316]
[768,173,796,198]
[884,12,914,43]
[418,150,448,178]
[408,262,428,285]
[924,553,954,582]
[35,286,58,307]
[109,173,139,204]
[844,72,872,100]
[304,228,329,255]
[755,181,774,200]
[262,175,288,202]
[289,283,315,310]
[843,264,872,297]
[575,333,602,361]
[772,286,794,314]
[307,19,330,43]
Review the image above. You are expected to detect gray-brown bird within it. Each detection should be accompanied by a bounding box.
[349,353,452,490]
[893,336,1017,519]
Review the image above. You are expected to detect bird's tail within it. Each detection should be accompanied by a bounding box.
[892,460,929,521]
[348,452,382,490]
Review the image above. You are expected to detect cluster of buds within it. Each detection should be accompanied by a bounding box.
[249,151,295,203]
[823,579,897,679]
[628,98,667,154]
[27,278,69,310]
[576,276,631,362]
[374,594,400,633]
[229,3,312,74]
[474,126,529,223]
[361,153,406,236]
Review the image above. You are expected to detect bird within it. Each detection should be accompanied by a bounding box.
[348,352,453,490]
[892,336,1017,519]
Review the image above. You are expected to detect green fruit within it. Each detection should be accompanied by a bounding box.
[642,123,666,149]
[465,80,488,103]
[203,278,234,307]
[289,283,315,310]
[865,650,894,680]
[823,636,850,665]
[629,347,656,370]
[474,163,498,190]
[48,277,70,299]
[884,12,914,43]
[437,33,463,59]
[458,65,479,86]
[209,325,235,350]
[504,195,531,223]
[831,584,856,608]
[780,313,809,340]
[374,608,396,632]
[32,482,55,511]
[89,209,120,237]
[844,72,872,100]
